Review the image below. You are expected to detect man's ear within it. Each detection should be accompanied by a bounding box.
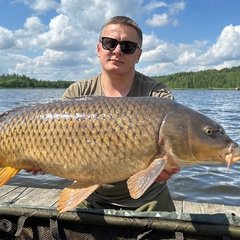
[136,49,142,63]
[97,43,101,57]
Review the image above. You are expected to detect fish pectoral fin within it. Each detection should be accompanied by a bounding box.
[127,159,166,199]
[0,167,20,187]
[57,181,100,213]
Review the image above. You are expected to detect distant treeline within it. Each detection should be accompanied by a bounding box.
[1,66,240,89]
[0,74,74,89]
[155,66,240,89]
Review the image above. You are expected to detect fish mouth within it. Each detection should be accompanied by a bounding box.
[221,142,240,169]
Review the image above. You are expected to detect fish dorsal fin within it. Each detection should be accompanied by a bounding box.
[0,167,20,187]
[127,159,166,199]
[57,181,100,213]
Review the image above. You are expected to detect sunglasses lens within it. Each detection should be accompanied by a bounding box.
[121,42,137,54]
[101,37,138,54]
[102,38,118,51]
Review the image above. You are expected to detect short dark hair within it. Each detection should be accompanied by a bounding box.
[99,16,143,48]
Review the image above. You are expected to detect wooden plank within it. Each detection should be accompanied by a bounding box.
[182,201,240,216]
[182,201,225,214]
[223,205,240,216]
[0,185,239,216]
[0,185,19,197]
[14,188,61,207]
[173,200,182,213]
[0,186,35,204]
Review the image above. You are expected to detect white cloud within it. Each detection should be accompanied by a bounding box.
[1,17,47,51]
[142,32,163,51]
[9,49,100,80]
[145,0,186,14]
[169,0,186,15]
[0,52,29,74]
[35,14,84,51]
[31,0,59,12]
[1,0,145,80]
[24,16,46,33]
[177,51,197,65]
[59,0,143,31]
[0,27,16,49]
[16,16,46,36]
[2,1,240,81]
[141,40,176,63]
[145,0,186,27]
[146,13,170,27]
[145,1,168,11]
[13,0,59,13]
[138,62,180,76]
[141,33,205,66]
[201,25,240,63]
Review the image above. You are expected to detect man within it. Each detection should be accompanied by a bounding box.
[62,16,179,211]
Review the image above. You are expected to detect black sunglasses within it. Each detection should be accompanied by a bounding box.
[100,37,140,54]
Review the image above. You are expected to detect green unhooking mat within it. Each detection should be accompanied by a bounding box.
[0,206,240,239]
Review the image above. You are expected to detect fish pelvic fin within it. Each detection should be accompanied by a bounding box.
[0,167,20,187]
[57,181,100,213]
[127,158,166,199]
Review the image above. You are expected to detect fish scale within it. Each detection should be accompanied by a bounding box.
[1,97,160,181]
[0,96,240,212]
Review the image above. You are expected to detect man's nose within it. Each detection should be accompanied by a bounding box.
[113,44,123,54]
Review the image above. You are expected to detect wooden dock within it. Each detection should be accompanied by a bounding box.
[0,184,239,215]
[0,185,240,239]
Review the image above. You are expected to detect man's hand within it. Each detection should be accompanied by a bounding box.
[155,168,180,183]
[24,167,46,175]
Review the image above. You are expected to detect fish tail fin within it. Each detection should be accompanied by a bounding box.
[0,167,20,187]
[57,181,100,213]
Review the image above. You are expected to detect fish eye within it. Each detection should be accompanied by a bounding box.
[204,127,213,136]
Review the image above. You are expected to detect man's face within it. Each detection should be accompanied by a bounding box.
[97,24,142,75]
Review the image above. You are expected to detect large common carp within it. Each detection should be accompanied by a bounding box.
[0,96,239,212]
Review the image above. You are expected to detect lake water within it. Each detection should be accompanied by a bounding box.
[0,89,239,206]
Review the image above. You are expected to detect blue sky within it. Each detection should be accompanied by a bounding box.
[0,0,240,81]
